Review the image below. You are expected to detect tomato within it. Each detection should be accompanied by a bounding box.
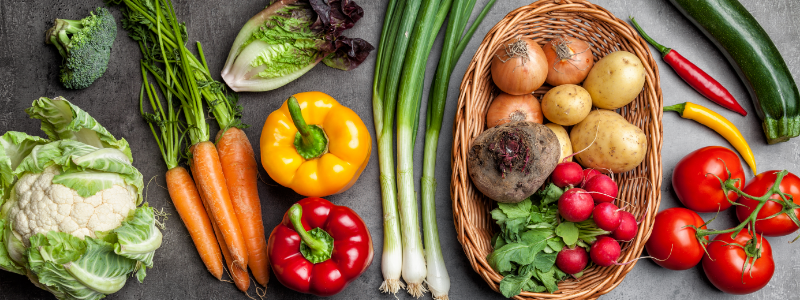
[702,231,774,294]
[645,208,708,270]
[736,170,800,236]
[672,146,745,213]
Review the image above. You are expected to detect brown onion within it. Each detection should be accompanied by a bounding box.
[485,93,543,128]
[543,36,594,86]
[491,38,548,95]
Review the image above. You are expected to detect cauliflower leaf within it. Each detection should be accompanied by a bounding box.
[113,205,162,281]
[0,132,49,205]
[26,97,132,160]
[13,140,143,200]
[0,219,25,275]
[28,233,136,300]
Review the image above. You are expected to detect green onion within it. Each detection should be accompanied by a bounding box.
[421,1,495,299]
[373,0,418,294]
[374,0,495,297]
[395,0,452,297]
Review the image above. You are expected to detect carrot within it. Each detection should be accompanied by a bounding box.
[192,141,249,269]
[192,161,250,293]
[165,167,224,280]
[137,48,225,281]
[210,209,251,292]
[216,127,270,287]
[132,0,250,284]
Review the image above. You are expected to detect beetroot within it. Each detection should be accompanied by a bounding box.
[590,236,621,267]
[552,162,584,188]
[468,121,561,203]
[580,168,601,188]
[593,202,622,231]
[611,211,638,241]
[584,174,619,203]
[556,246,588,274]
[558,188,595,222]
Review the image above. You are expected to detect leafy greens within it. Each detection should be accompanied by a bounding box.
[488,183,609,298]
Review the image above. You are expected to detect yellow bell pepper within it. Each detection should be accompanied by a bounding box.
[665,102,756,172]
[260,91,371,197]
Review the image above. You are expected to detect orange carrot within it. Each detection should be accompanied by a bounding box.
[216,127,270,287]
[210,210,251,292]
[192,141,248,269]
[191,161,250,293]
[165,167,224,280]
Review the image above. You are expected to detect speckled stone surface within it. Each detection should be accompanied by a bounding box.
[1,0,799,299]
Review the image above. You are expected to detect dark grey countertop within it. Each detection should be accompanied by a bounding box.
[1,0,799,299]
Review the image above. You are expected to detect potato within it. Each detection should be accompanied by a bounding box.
[583,51,646,110]
[541,84,592,126]
[570,110,647,173]
[545,123,572,162]
[468,121,560,203]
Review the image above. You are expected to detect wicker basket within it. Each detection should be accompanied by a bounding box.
[450,1,663,299]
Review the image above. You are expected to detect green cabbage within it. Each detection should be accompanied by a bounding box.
[0,97,161,300]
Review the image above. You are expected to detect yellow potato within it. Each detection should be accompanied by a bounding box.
[570,110,647,173]
[545,123,572,162]
[541,84,591,126]
[583,51,646,109]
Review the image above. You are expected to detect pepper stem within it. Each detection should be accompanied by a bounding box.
[663,103,686,115]
[630,17,672,56]
[287,96,329,159]
[288,204,334,264]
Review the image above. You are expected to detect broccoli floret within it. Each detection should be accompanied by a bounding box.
[45,7,117,89]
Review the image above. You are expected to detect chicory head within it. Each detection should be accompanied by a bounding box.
[222,0,374,92]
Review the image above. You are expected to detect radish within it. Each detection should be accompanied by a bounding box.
[555,246,588,274]
[583,174,618,203]
[590,236,621,267]
[593,202,622,231]
[551,162,583,188]
[611,211,638,241]
[558,188,594,222]
[580,168,601,188]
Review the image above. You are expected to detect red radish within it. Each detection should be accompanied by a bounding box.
[591,235,610,244]
[584,174,619,203]
[590,236,621,267]
[611,211,638,241]
[551,162,584,188]
[593,203,622,231]
[581,169,601,188]
[556,246,588,274]
[558,188,595,222]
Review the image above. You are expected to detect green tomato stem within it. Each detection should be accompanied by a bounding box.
[697,170,789,239]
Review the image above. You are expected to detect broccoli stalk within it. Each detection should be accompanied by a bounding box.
[45,7,117,89]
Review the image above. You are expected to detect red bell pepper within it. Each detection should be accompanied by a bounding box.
[268,197,374,296]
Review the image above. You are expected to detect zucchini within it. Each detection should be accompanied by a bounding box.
[670,0,800,144]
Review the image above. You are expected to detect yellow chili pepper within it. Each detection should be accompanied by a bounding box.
[665,102,756,172]
[260,91,371,197]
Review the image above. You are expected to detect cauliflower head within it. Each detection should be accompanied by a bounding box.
[0,97,161,300]
[8,166,137,246]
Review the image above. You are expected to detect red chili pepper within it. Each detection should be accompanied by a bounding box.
[268,197,374,296]
[631,17,747,116]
